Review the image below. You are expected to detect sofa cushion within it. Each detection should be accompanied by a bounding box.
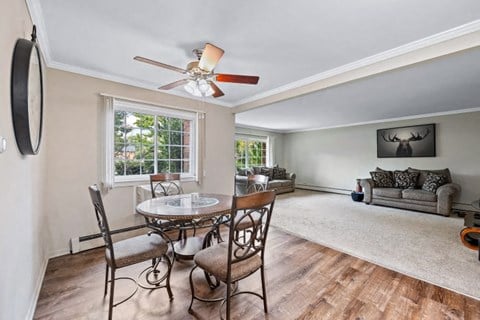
[373,188,402,199]
[422,172,449,193]
[407,167,451,188]
[393,170,419,189]
[402,189,437,202]
[237,168,254,176]
[370,171,394,188]
[269,180,292,188]
[253,166,273,179]
[272,167,286,180]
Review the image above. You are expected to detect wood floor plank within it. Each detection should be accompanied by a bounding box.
[34,227,480,319]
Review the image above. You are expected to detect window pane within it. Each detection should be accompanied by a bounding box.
[113,106,195,179]
[142,160,154,174]
[158,160,169,173]
[170,161,182,173]
[182,160,190,172]
[125,160,141,175]
[114,160,125,176]
[234,137,268,168]
[170,146,182,159]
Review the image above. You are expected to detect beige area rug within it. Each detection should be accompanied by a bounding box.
[271,189,480,299]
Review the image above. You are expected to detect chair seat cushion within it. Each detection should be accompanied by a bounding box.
[373,188,402,199]
[402,189,437,202]
[106,234,168,268]
[194,242,262,282]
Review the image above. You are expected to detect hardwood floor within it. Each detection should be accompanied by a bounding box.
[34,227,480,319]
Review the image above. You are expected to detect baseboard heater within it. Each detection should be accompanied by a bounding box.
[69,224,147,254]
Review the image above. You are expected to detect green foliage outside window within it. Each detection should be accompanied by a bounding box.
[235,138,267,169]
[114,111,191,177]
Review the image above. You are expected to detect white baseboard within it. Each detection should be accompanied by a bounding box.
[25,255,49,320]
[296,184,351,195]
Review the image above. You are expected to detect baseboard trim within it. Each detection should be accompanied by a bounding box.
[25,254,49,320]
[296,184,351,195]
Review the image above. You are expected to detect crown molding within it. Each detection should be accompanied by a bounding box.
[234,123,285,134]
[234,19,480,112]
[47,60,233,107]
[278,107,480,133]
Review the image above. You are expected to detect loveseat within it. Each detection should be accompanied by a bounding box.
[360,167,460,216]
[235,166,296,195]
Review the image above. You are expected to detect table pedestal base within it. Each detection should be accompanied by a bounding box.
[174,236,204,260]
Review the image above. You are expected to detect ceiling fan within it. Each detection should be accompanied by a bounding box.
[134,43,259,98]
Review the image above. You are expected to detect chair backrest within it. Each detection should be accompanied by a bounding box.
[246,174,269,193]
[88,185,115,263]
[149,173,183,198]
[227,190,276,270]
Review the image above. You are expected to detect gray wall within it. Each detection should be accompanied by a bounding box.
[235,126,285,167]
[284,111,480,206]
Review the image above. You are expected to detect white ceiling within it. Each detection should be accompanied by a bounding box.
[30,0,480,131]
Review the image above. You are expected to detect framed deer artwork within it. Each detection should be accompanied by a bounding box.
[377,123,436,158]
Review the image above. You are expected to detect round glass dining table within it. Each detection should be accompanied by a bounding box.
[136,193,232,259]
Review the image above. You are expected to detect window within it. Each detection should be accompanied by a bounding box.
[235,135,269,169]
[105,99,198,184]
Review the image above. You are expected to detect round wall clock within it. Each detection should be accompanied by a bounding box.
[11,26,44,155]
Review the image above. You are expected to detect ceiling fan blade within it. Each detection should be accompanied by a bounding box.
[158,79,189,90]
[134,56,187,74]
[209,82,225,98]
[198,43,224,72]
[215,73,259,84]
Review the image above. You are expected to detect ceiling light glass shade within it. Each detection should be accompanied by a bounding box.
[184,79,214,97]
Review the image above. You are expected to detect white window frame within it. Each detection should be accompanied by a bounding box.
[105,98,198,186]
[235,134,270,168]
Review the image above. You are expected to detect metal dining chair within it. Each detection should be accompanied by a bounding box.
[150,173,183,198]
[146,173,185,237]
[88,185,173,320]
[246,174,269,194]
[188,190,276,320]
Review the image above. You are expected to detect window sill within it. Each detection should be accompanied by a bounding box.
[113,175,198,188]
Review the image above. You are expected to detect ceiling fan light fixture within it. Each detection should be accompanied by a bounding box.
[184,79,214,97]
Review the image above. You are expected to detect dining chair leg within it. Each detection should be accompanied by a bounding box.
[225,280,232,320]
[260,265,268,313]
[164,254,174,300]
[108,268,115,320]
[188,265,198,312]
[104,264,109,296]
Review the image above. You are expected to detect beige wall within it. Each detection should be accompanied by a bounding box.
[235,126,285,167]
[284,111,480,207]
[0,0,50,318]
[45,68,235,256]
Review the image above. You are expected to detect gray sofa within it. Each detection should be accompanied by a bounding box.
[360,167,460,216]
[235,166,296,195]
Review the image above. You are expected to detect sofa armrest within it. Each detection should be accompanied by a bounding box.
[286,172,296,181]
[436,183,461,216]
[360,178,373,203]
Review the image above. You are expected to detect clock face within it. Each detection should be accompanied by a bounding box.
[28,46,42,151]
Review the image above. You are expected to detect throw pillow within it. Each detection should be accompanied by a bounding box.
[237,168,254,176]
[370,171,394,188]
[422,172,449,193]
[272,167,286,180]
[259,167,273,179]
[393,170,419,189]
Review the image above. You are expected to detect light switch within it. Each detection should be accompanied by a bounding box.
[0,137,6,153]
